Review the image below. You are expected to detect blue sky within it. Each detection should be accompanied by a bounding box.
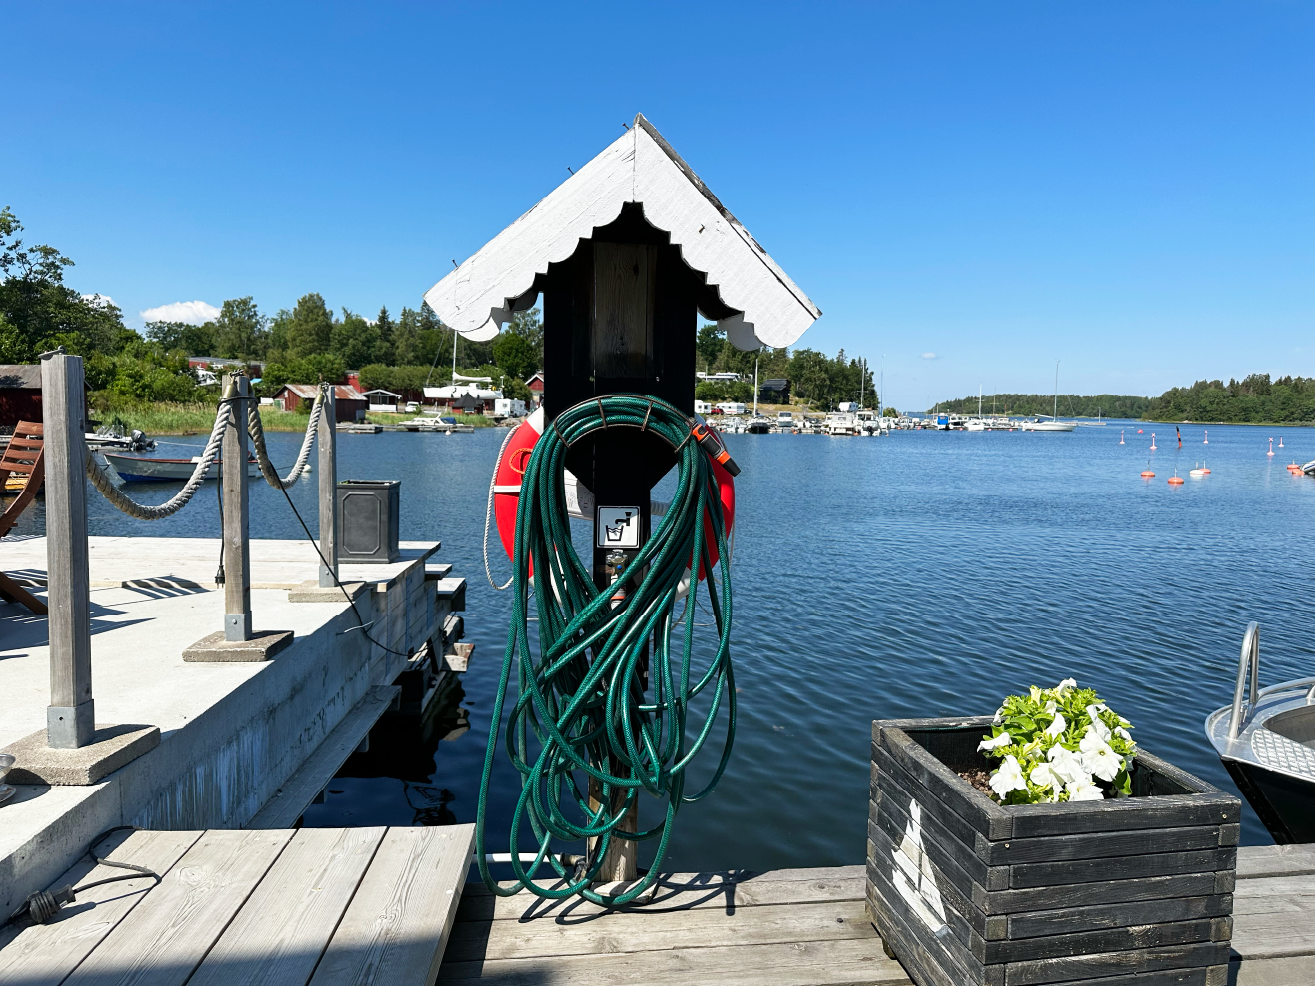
[4,2,1311,409]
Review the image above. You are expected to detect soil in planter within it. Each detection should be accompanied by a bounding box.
[953,766,994,798]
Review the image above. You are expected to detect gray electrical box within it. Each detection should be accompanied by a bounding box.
[336,480,400,564]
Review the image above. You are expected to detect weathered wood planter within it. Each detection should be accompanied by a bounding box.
[868,716,1241,986]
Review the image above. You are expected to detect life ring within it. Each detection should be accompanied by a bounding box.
[492,407,735,581]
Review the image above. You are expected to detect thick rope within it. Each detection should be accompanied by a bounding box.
[475,394,735,907]
[482,424,518,591]
[86,402,235,520]
[249,384,323,489]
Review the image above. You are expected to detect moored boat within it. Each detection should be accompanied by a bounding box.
[101,451,263,483]
[1205,622,1315,843]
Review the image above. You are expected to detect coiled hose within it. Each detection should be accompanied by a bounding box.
[475,394,736,906]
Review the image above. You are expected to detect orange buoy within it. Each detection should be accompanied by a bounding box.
[1141,470,1155,478]
[1168,475,1184,485]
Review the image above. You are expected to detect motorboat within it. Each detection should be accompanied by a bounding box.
[1021,418,1077,432]
[1205,622,1315,843]
[746,416,773,434]
[965,418,987,432]
[101,451,264,483]
[824,412,858,436]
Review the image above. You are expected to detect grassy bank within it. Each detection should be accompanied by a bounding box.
[94,402,317,435]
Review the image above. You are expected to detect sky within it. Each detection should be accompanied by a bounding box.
[3,2,1311,409]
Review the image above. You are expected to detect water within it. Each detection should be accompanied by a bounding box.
[27,422,1315,869]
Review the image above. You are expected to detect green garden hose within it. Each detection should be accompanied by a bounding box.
[475,394,736,906]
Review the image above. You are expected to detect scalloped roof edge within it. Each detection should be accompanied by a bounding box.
[422,114,820,351]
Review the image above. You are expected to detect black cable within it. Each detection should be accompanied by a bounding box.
[270,469,414,660]
[214,480,225,586]
[3,826,161,928]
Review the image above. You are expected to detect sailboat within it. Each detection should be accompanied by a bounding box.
[1078,406,1107,427]
[965,385,987,431]
[1021,361,1077,432]
[746,355,772,433]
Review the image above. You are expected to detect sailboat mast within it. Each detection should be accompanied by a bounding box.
[859,358,865,409]
[1053,360,1060,420]
[753,355,759,416]
[978,384,982,418]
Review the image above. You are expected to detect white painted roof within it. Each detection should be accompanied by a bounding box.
[423,115,819,351]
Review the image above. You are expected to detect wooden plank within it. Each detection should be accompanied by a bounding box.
[247,685,400,829]
[446,897,879,965]
[318,386,338,587]
[978,871,1226,916]
[874,749,993,859]
[1230,876,1315,959]
[457,866,865,923]
[875,729,1013,841]
[872,781,1006,891]
[592,242,656,378]
[1009,847,1236,890]
[0,831,202,984]
[983,824,1237,866]
[63,829,295,986]
[308,823,474,986]
[978,916,1228,966]
[42,353,94,745]
[222,373,252,639]
[865,878,989,986]
[1235,843,1315,879]
[440,937,912,985]
[187,827,386,986]
[1002,941,1231,985]
[1231,954,1315,985]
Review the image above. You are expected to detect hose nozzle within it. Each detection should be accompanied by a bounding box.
[689,417,740,477]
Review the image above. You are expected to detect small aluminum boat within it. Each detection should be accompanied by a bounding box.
[102,452,262,483]
[1205,622,1315,843]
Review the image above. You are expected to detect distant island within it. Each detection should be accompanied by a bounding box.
[937,374,1315,425]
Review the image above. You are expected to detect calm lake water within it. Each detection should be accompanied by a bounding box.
[26,420,1315,868]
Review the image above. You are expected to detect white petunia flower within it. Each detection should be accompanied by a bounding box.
[1044,699,1058,714]
[989,755,1027,798]
[1044,712,1067,739]
[1055,678,1078,694]
[1030,761,1060,791]
[1066,776,1104,801]
[993,706,1005,725]
[1079,731,1123,782]
[1114,726,1133,743]
[1085,713,1112,743]
[978,731,1013,752]
[1047,745,1087,786]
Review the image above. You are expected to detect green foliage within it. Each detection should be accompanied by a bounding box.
[695,381,753,403]
[211,296,267,358]
[492,330,538,381]
[938,393,1152,417]
[1147,374,1315,424]
[357,364,441,394]
[146,320,215,355]
[978,680,1136,804]
[375,306,395,365]
[278,293,334,359]
[331,308,384,369]
[261,353,345,393]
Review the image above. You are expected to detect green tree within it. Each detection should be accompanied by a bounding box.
[375,306,395,365]
[506,306,543,363]
[283,293,333,358]
[211,297,267,358]
[332,308,382,369]
[145,320,215,355]
[492,330,538,380]
[697,323,723,373]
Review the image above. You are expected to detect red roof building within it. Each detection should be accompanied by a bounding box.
[273,384,368,422]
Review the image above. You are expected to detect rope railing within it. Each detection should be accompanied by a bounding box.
[86,401,236,520]
[248,384,324,490]
[84,381,327,519]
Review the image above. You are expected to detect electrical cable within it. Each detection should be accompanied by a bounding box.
[475,394,735,907]
[4,827,161,928]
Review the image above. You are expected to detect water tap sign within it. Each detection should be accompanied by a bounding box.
[597,506,641,548]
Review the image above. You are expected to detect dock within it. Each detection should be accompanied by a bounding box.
[5,842,1306,985]
[0,535,468,919]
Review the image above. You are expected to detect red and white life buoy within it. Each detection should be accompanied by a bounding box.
[491,407,735,582]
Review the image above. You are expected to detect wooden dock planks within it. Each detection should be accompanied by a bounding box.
[0,825,472,986]
[444,865,913,986]
[187,827,386,986]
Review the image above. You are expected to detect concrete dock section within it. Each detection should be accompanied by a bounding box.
[0,535,463,919]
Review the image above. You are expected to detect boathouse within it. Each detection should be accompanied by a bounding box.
[272,382,367,420]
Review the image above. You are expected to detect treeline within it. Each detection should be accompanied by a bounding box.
[0,207,541,406]
[694,325,876,410]
[1146,374,1315,424]
[936,393,1153,418]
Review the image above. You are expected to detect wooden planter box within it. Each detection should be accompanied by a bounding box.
[868,716,1241,986]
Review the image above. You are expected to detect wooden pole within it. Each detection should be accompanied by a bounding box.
[223,373,252,641]
[318,385,338,587]
[589,774,639,884]
[42,353,94,748]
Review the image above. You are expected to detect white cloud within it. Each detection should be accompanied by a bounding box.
[140,300,220,325]
[920,352,939,360]
[81,294,116,308]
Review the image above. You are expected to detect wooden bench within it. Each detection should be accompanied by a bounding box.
[0,420,47,615]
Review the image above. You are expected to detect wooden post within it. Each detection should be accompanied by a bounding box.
[588,772,639,884]
[223,373,252,641]
[42,353,94,748]
[318,385,338,588]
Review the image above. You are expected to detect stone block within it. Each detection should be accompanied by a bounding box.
[286,580,368,604]
[2,724,160,785]
[183,629,294,662]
